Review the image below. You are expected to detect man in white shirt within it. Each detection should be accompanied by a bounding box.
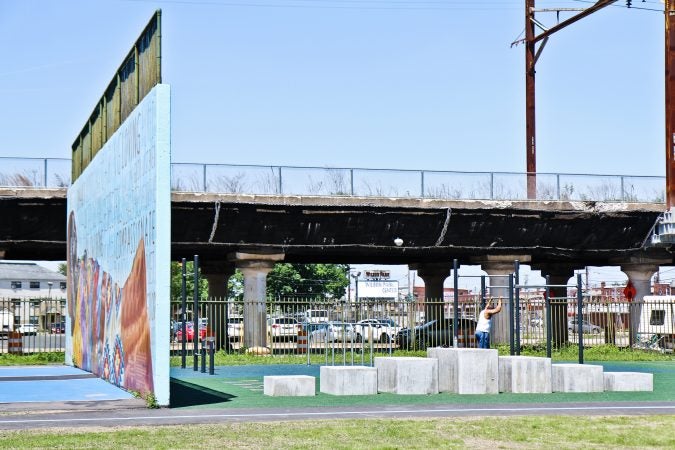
[474,298,502,349]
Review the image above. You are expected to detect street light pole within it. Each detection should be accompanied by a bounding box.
[350,271,361,319]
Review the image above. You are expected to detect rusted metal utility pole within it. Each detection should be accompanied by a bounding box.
[521,0,616,199]
[525,0,536,200]
[666,0,675,208]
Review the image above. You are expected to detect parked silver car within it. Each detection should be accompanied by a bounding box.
[568,318,601,334]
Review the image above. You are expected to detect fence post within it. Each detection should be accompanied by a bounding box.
[577,273,584,364]
[181,258,187,369]
[193,254,200,371]
[453,259,459,348]
[200,339,207,373]
[421,171,425,198]
[514,260,521,356]
[224,299,230,353]
[278,167,283,194]
[490,172,494,199]
[480,275,486,310]
[44,158,48,187]
[209,338,215,375]
[350,169,354,196]
[556,174,561,200]
[202,164,207,192]
[509,274,515,356]
[545,275,552,359]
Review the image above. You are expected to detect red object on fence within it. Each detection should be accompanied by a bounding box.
[623,281,636,301]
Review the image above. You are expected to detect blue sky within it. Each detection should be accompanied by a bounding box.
[0,0,668,288]
[0,0,664,175]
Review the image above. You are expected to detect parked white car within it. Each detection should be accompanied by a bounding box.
[310,321,356,343]
[17,324,38,335]
[304,309,329,324]
[267,317,301,341]
[354,318,402,343]
[227,316,243,341]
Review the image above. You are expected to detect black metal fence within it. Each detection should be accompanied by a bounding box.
[168,293,675,362]
[0,298,66,354]
[2,293,671,358]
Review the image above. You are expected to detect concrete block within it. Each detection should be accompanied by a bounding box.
[552,364,604,393]
[320,366,378,396]
[498,356,552,393]
[374,357,438,395]
[603,372,653,392]
[264,375,316,396]
[428,348,498,394]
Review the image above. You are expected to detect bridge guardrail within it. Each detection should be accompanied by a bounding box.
[0,157,665,203]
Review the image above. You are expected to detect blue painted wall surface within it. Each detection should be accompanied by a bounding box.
[66,84,171,405]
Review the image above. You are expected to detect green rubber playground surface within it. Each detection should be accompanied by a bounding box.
[169,361,675,409]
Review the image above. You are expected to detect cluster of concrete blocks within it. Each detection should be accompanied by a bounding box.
[263,349,653,397]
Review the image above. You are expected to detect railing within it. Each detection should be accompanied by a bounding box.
[171,163,666,203]
[0,298,66,354]
[2,295,670,356]
[168,296,675,363]
[0,157,71,188]
[0,157,666,203]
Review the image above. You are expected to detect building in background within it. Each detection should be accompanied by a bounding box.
[0,262,66,331]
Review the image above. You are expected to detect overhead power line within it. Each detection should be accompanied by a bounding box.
[119,0,524,10]
[570,0,663,12]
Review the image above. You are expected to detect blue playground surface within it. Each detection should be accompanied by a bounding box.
[0,365,135,404]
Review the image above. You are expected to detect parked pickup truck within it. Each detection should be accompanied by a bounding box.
[353,318,402,343]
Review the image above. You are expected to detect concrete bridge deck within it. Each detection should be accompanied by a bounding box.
[0,187,670,266]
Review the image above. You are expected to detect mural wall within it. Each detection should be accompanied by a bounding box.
[66,84,171,405]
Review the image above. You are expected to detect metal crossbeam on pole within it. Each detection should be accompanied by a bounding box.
[521,0,617,200]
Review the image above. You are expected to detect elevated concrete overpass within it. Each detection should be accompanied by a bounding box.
[0,187,670,266]
[3,186,671,347]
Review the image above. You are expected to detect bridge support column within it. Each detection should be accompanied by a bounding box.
[621,262,659,347]
[480,260,516,345]
[230,252,284,350]
[414,263,451,324]
[536,264,576,349]
[201,262,235,351]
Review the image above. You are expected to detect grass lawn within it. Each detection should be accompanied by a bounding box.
[1,416,674,449]
[0,352,64,366]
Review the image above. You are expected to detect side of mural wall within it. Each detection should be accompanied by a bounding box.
[66,84,171,405]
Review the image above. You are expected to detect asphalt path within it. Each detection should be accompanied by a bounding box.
[1,401,674,430]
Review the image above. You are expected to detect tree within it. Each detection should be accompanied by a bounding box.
[266,263,348,299]
[57,262,67,276]
[228,270,244,301]
[170,261,209,301]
